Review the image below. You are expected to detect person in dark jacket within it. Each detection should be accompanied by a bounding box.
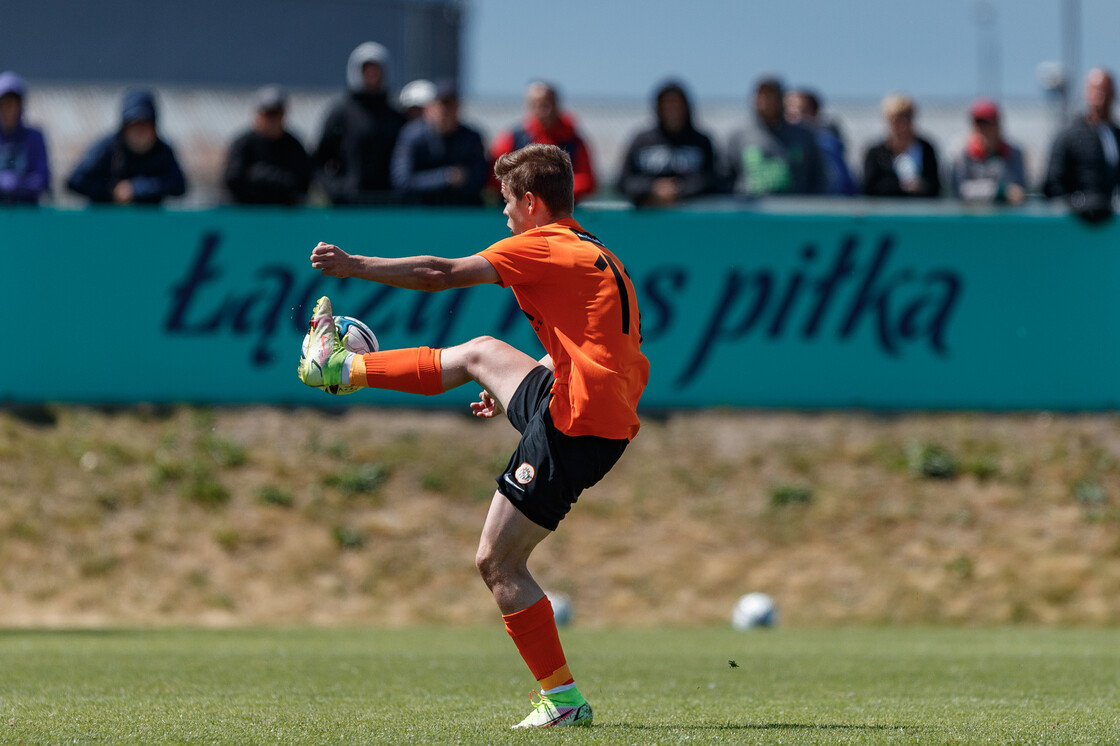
[862,94,941,198]
[0,71,51,205]
[784,87,857,196]
[726,76,825,196]
[223,85,312,205]
[67,88,186,205]
[616,80,721,207]
[390,80,486,206]
[1043,67,1120,223]
[313,41,406,205]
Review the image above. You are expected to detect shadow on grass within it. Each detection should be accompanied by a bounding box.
[749,723,921,732]
[604,722,923,733]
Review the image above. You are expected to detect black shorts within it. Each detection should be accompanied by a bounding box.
[495,365,629,531]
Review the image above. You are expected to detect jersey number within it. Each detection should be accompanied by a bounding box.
[595,253,632,335]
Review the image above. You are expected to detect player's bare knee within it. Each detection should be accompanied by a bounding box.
[457,336,505,378]
[465,335,500,359]
[475,545,500,588]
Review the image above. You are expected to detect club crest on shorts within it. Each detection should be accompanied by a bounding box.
[514,462,536,485]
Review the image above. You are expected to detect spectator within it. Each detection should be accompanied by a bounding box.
[616,79,721,207]
[67,88,186,205]
[0,71,50,205]
[784,87,856,195]
[1043,67,1120,222]
[391,80,486,206]
[223,85,312,206]
[313,41,406,205]
[490,81,597,202]
[399,79,436,122]
[950,99,1026,205]
[726,76,825,196]
[862,94,941,198]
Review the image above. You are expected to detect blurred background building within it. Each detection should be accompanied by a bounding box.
[0,0,462,88]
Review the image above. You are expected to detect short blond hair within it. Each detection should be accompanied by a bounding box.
[881,94,915,119]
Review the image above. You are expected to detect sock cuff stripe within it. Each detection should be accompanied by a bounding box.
[502,596,554,636]
[416,347,443,395]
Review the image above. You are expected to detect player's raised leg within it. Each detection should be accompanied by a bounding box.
[341,333,537,405]
[436,336,540,413]
[298,296,539,408]
[476,492,593,728]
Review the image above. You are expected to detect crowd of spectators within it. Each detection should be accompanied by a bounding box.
[3,41,1120,222]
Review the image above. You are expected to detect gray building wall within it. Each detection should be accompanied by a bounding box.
[0,0,462,90]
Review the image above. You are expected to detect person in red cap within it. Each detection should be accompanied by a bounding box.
[950,98,1026,205]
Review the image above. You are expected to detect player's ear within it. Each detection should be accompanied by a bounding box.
[524,191,536,214]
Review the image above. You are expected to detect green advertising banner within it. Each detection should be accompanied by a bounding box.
[2,206,1118,410]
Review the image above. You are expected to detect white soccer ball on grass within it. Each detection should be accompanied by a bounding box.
[731,592,778,630]
[546,591,573,626]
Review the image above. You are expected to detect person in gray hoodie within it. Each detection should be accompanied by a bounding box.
[313,41,406,205]
[67,88,186,204]
[726,76,825,197]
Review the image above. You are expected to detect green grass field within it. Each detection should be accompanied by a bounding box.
[1,627,1117,744]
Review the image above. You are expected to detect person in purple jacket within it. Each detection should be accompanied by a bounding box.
[67,88,186,205]
[0,71,50,205]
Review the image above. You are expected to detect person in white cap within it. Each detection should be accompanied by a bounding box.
[399,79,436,122]
[313,41,405,205]
[391,80,487,205]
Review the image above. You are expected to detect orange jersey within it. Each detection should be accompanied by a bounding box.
[479,218,649,440]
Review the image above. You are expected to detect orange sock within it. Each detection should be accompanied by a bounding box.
[348,347,444,395]
[503,596,574,691]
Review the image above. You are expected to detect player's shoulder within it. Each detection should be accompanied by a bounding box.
[483,220,597,255]
[481,230,549,259]
[522,218,588,240]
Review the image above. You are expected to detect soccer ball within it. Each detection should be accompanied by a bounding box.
[301,315,379,395]
[546,591,573,626]
[731,592,778,630]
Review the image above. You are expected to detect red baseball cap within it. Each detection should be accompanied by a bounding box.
[970,98,1000,122]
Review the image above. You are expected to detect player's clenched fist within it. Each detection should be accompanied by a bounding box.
[310,242,353,277]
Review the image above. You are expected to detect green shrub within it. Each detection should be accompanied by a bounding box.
[203,435,247,468]
[333,526,366,550]
[215,528,241,551]
[1073,480,1107,507]
[257,485,294,507]
[908,441,958,479]
[1072,480,1110,522]
[181,464,230,506]
[323,464,388,495]
[770,484,813,507]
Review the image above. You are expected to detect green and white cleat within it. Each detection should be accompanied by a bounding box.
[511,690,593,729]
[297,296,347,389]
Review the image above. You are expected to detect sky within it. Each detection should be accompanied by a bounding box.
[463,0,1120,103]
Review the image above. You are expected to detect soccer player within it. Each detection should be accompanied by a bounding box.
[298,143,649,728]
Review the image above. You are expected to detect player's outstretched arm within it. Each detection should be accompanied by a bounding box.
[310,242,500,291]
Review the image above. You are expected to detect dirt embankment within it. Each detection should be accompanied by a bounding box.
[2,405,1119,627]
